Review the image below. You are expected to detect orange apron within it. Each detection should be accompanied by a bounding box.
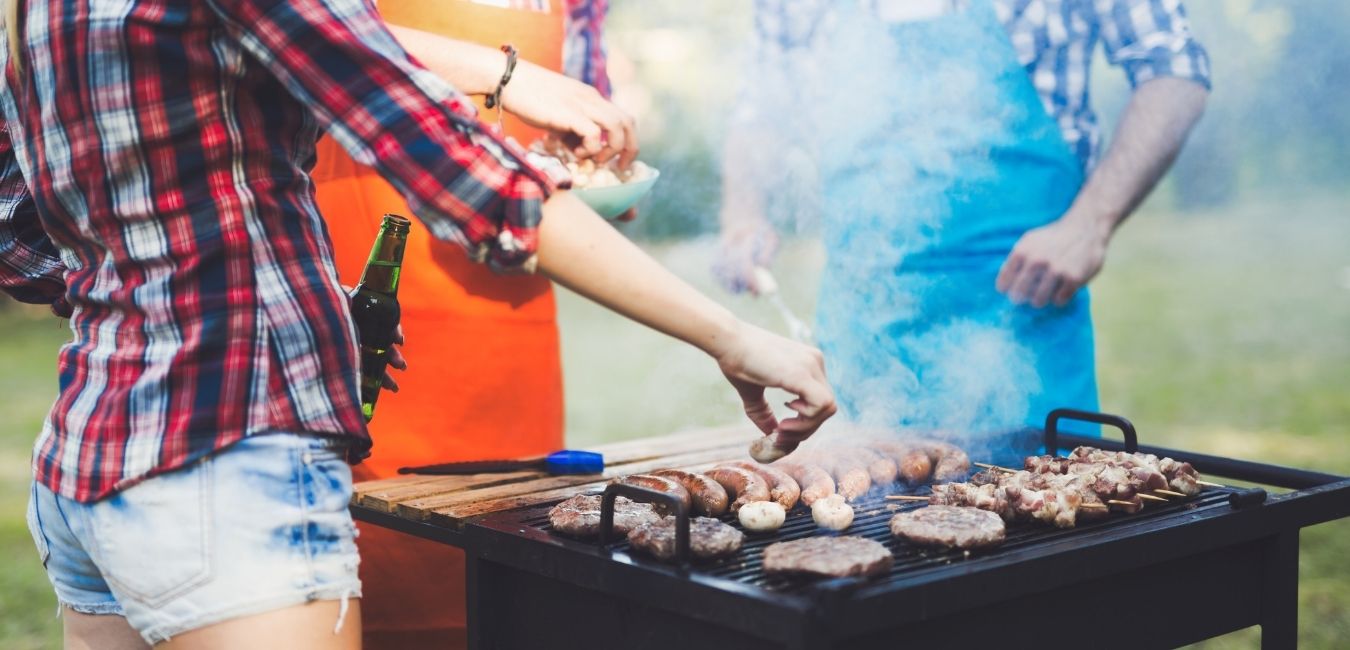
[312,2,565,647]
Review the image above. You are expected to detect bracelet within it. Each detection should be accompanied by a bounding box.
[484,44,518,110]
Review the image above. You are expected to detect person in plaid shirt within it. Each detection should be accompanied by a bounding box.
[0,0,836,646]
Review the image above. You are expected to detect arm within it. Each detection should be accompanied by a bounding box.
[998,0,1212,307]
[0,123,66,311]
[538,191,836,443]
[387,25,636,167]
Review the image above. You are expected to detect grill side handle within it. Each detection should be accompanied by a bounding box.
[599,483,691,564]
[1045,408,1138,456]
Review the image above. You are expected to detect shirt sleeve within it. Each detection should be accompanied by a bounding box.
[562,0,612,97]
[204,0,561,272]
[1094,0,1213,90]
[0,123,65,305]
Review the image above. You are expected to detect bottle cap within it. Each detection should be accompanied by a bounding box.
[545,450,605,475]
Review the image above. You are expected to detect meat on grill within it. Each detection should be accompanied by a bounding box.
[651,469,729,517]
[614,474,691,512]
[627,516,745,562]
[969,468,1111,521]
[763,536,894,578]
[703,466,772,513]
[548,494,661,538]
[719,461,801,510]
[1069,446,1202,496]
[773,461,836,506]
[889,505,1006,549]
[930,482,1083,528]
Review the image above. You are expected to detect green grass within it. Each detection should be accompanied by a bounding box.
[2,193,1347,648]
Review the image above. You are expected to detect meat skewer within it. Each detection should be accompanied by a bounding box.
[1069,446,1203,496]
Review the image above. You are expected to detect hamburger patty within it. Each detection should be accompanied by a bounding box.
[762,536,893,578]
[889,505,1006,549]
[627,516,745,562]
[548,494,660,539]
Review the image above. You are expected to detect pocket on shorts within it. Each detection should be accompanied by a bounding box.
[89,460,213,607]
[26,483,51,568]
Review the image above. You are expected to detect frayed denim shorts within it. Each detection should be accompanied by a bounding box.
[26,433,362,644]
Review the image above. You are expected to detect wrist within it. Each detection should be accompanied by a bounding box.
[1060,204,1117,244]
[702,307,744,361]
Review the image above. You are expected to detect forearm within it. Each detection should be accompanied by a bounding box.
[1063,77,1208,237]
[386,25,504,96]
[536,191,740,358]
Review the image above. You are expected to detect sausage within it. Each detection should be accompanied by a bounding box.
[702,467,771,513]
[719,461,801,510]
[848,447,899,485]
[615,474,691,512]
[651,469,729,517]
[920,441,971,483]
[805,452,870,501]
[869,441,934,485]
[773,461,835,506]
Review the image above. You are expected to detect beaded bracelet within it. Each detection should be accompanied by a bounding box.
[484,44,518,110]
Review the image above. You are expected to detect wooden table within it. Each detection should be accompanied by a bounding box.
[349,424,760,544]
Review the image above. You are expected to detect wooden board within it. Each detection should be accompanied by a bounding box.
[351,425,760,524]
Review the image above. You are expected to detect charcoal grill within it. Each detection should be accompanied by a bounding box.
[351,410,1350,650]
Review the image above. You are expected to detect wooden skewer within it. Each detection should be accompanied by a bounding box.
[1154,489,1188,498]
[974,462,1017,473]
[1197,480,1223,488]
[1107,500,1140,508]
[885,495,931,501]
[1138,494,1168,503]
[1080,503,1109,511]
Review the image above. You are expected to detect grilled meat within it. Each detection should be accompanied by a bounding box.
[930,482,1082,528]
[614,474,691,512]
[651,469,730,517]
[627,516,745,562]
[1069,446,1202,496]
[763,536,894,578]
[773,461,835,506]
[889,505,1006,549]
[720,461,801,510]
[703,466,771,513]
[548,494,661,538]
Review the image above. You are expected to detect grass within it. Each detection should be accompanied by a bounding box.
[2,193,1347,647]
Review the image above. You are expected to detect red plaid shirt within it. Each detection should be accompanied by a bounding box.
[0,0,560,502]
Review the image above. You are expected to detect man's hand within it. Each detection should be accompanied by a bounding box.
[996,216,1109,308]
[502,60,638,169]
[382,325,407,393]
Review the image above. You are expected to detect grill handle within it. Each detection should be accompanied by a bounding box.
[598,483,691,564]
[1045,408,1138,456]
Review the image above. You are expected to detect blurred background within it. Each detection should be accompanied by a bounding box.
[2,1,1347,647]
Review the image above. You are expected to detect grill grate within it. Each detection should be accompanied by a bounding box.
[512,486,1238,594]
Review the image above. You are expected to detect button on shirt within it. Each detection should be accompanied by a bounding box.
[751,0,1212,168]
[0,0,563,502]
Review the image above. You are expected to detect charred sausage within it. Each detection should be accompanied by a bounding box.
[868,441,934,485]
[615,474,691,512]
[849,447,899,485]
[650,469,730,517]
[773,461,835,506]
[806,452,870,501]
[702,467,771,513]
[719,461,801,510]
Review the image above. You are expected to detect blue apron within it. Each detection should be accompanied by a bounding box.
[813,0,1097,437]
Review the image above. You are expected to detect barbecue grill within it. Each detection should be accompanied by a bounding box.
[351,410,1350,650]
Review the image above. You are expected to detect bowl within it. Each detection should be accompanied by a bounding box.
[570,167,660,219]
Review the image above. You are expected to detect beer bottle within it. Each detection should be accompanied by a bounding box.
[350,214,411,421]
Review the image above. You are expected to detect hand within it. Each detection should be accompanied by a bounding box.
[996,216,1110,308]
[714,219,779,295]
[382,325,407,393]
[501,60,638,169]
[715,321,836,447]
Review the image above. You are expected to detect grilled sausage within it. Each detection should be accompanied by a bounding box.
[650,469,730,517]
[869,441,934,485]
[803,452,870,502]
[615,474,691,512]
[773,461,835,506]
[849,447,899,485]
[719,461,801,510]
[922,441,971,483]
[703,467,771,513]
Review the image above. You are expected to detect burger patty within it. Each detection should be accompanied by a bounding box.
[548,494,661,539]
[889,505,1006,549]
[627,516,745,562]
[762,536,894,578]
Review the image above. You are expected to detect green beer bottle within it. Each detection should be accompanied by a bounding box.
[349,214,411,421]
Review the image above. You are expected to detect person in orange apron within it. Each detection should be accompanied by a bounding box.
[311,1,626,646]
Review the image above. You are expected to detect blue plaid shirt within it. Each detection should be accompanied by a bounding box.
[752,0,1212,169]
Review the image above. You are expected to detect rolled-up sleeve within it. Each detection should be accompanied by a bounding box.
[205,0,561,271]
[0,124,65,305]
[1095,0,1212,90]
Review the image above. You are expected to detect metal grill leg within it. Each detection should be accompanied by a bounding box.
[1260,532,1299,650]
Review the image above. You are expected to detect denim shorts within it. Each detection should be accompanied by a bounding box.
[26,433,362,644]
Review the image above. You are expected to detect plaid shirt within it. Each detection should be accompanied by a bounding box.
[752,0,1212,168]
[563,0,612,97]
[0,0,560,502]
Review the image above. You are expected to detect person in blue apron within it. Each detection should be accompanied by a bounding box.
[718,0,1210,442]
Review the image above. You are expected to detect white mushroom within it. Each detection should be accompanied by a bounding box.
[810,494,854,531]
[737,501,787,532]
[749,433,792,464]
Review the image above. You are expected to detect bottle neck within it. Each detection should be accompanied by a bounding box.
[358,222,408,296]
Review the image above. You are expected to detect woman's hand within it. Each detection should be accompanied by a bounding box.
[502,60,638,168]
[715,321,836,446]
[382,325,407,393]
